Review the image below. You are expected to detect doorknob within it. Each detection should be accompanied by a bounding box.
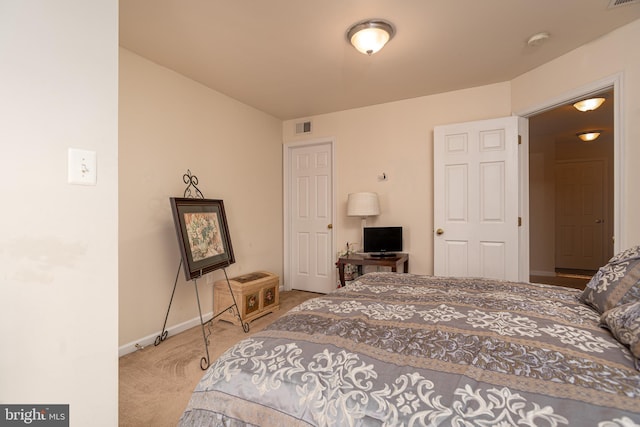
[436,228,444,235]
[595,219,604,224]
[327,224,333,229]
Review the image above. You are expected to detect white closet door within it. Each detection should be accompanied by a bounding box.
[288,141,335,293]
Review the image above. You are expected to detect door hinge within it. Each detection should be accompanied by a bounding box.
[518,217,522,227]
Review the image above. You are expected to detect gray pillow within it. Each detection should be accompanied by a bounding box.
[600,301,640,370]
[579,245,640,314]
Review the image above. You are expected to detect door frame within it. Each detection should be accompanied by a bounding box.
[283,137,336,292]
[515,72,624,278]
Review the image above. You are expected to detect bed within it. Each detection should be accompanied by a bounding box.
[179,247,640,426]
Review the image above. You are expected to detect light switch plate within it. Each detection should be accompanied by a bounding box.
[68,148,97,185]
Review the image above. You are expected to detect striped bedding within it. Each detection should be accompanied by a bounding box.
[179,272,640,426]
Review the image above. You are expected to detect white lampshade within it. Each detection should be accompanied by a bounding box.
[347,192,380,217]
[347,20,395,55]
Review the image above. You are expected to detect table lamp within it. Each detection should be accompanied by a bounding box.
[347,192,380,248]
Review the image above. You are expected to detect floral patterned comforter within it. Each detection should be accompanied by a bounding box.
[179,273,640,426]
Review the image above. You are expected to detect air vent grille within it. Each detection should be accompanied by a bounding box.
[608,0,640,8]
[295,121,312,135]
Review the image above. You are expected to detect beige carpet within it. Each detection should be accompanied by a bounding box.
[119,290,319,427]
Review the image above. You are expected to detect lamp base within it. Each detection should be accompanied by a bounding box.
[361,217,367,249]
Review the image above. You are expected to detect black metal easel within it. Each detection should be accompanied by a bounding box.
[154,170,249,370]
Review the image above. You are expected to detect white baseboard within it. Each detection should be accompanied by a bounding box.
[118,311,213,357]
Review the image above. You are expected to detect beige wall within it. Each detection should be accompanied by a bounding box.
[117,17,640,350]
[0,1,118,424]
[512,19,640,250]
[118,49,283,348]
[284,19,640,275]
[2,5,636,423]
[283,83,512,275]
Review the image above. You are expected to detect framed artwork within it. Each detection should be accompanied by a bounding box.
[170,197,235,281]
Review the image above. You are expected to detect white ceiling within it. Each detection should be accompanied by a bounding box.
[119,1,640,120]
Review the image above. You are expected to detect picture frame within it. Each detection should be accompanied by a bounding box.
[170,197,235,281]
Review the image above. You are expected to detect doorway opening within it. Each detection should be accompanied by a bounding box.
[528,89,614,290]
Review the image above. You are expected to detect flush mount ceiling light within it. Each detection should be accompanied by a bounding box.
[573,97,606,112]
[347,19,395,55]
[577,131,602,142]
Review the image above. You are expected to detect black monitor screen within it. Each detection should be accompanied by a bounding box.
[363,227,402,255]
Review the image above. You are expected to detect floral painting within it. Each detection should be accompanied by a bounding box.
[184,212,224,261]
[170,197,235,280]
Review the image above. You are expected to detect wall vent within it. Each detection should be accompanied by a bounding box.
[295,121,312,135]
[608,0,640,8]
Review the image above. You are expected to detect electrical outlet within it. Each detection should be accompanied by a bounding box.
[68,148,97,185]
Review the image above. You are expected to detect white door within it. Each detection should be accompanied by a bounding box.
[434,116,520,281]
[555,160,607,270]
[286,141,335,293]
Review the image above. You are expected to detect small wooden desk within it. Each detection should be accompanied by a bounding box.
[336,253,409,287]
